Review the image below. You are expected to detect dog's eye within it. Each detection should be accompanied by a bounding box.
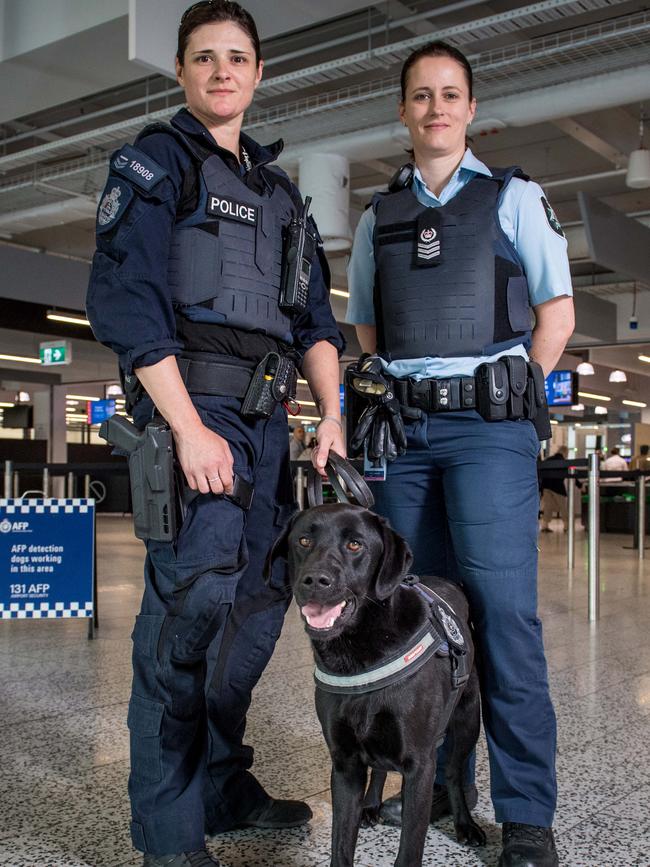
[298,536,313,548]
[346,540,362,552]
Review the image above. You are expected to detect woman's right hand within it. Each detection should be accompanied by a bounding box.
[174,421,234,495]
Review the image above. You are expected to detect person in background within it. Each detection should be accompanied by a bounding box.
[540,445,569,532]
[601,446,628,472]
[289,425,306,460]
[297,436,317,461]
[630,443,650,471]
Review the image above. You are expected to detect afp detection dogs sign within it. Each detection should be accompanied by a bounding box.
[0,499,94,620]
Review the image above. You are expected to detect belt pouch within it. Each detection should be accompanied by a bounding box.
[475,361,509,422]
[526,360,552,441]
[241,352,296,419]
[502,355,528,419]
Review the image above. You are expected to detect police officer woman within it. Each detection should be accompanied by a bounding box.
[87,3,344,865]
[346,42,574,867]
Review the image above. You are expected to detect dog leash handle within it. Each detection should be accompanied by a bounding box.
[306,452,375,509]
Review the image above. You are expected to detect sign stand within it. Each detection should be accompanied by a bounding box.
[0,498,97,638]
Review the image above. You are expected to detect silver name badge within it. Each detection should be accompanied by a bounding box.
[206,195,258,225]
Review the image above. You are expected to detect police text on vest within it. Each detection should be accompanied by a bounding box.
[207,195,258,225]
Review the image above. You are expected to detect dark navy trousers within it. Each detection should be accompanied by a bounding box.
[371,410,557,827]
[128,396,294,855]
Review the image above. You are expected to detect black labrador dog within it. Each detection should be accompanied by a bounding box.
[266,503,485,867]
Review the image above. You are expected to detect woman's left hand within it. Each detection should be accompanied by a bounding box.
[312,417,346,477]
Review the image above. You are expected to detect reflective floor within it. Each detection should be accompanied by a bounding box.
[1,516,649,866]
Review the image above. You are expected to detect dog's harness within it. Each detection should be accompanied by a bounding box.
[313,575,471,697]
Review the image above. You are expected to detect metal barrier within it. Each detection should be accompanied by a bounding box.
[587,453,600,622]
[567,466,576,570]
[3,460,124,502]
[637,473,646,561]
[295,466,305,510]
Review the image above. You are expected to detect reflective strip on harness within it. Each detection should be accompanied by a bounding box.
[314,625,444,695]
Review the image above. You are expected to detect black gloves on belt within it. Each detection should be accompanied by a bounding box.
[346,355,407,462]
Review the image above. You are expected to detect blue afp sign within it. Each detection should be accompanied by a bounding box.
[0,499,95,620]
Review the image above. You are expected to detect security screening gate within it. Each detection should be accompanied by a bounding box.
[0,497,97,639]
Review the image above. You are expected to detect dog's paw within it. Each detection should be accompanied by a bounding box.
[455,820,487,847]
[360,806,381,827]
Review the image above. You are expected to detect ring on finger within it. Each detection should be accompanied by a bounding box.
[207,476,220,483]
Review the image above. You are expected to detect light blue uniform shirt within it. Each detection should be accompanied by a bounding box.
[346,149,573,379]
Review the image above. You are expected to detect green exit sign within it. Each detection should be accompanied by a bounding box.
[40,340,72,366]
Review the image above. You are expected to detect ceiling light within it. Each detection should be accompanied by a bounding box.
[578,391,611,401]
[626,108,650,189]
[638,355,650,363]
[0,353,41,364]
[0,401,15,408]
[622,399,647,408]
[576,361,594,375]
[570,403,585,411]
[608,369,627,383]
[16,391,30,403]
[46,310,91,327]
[67,394,100,401]
[105,384,123,396]
[594,406,608,415]
[626,149,650,189]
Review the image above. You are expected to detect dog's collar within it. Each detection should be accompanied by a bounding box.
[313,577,468,696]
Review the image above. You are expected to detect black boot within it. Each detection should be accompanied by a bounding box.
[143,850,221,867]
[207,797,313,833]
[378,783,479,827]
[498,823,559,867]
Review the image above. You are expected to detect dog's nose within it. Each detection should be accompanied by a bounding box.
[300,573,332,589]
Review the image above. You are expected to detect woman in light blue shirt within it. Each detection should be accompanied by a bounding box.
[346,41,574,867]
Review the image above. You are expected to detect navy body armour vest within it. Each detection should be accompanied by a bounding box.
[139,124,297,344]
[372,168,532,361]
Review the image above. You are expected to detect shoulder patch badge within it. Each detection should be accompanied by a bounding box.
[540,195,564,238]
[96,178,133,234]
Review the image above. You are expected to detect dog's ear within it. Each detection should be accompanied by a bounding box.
[373,514,413,600]
[263,512,299,585]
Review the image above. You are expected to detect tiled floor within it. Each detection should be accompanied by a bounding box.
[1,516,650,866]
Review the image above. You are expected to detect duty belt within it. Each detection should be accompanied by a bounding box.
[177,353,255,397]
[392,376,476,413]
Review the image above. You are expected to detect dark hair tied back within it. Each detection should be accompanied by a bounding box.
[400,40,473,102]
[177,0,262,66]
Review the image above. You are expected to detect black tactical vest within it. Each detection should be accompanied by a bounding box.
[372,168,532,360]
[139,124,297,344]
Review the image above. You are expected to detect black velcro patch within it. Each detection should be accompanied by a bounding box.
[416,207,443,267]
[206,194,258,225]
[111,144,168,192]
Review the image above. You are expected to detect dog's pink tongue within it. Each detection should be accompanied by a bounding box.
[301,601,345,630]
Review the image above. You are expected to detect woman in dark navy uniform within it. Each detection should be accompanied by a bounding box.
[347,42,575,867]
[87,3,344,865]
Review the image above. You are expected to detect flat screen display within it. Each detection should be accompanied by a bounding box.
[2,405,33,429]
[88,399,116,425]
[545,370,577,406]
